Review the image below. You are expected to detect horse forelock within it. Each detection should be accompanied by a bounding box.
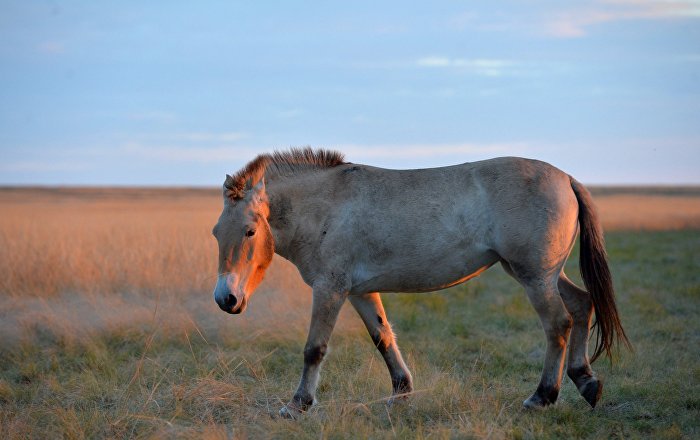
[227,148,346,194]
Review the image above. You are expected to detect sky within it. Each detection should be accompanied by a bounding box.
[1,0,699,185]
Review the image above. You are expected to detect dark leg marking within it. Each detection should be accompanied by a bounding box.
[370,332,390,352]
[303,344,327,365]
[291,344,328,411]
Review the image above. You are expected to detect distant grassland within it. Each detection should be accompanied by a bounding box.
[0,187,698,439]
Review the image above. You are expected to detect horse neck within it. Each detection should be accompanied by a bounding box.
[264,171,326,263]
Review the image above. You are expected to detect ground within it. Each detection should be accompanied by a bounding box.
[0,187,698,439]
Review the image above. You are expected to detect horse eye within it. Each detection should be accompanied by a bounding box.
[246,229,256,237]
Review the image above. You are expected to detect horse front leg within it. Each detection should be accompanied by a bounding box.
[349,293,413,403]
[279,280,348,419]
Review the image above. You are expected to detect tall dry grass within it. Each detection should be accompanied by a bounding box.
[0,188,217,298]
[0,188,356,354]
[595,194,700,230]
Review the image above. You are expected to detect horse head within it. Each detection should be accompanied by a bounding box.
[211,174,274,314]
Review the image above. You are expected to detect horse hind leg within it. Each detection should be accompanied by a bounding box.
[503,262,573,408]
[349,293,413,402]
[558,273,603,408]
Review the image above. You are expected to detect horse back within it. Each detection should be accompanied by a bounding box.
[305,157,576,293]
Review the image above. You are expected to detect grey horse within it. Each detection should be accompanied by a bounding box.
[211,148,630,418]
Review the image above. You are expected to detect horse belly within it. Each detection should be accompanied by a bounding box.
[349,250,499,294]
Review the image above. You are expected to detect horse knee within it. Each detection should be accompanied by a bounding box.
[370,323,395,353]
[304,343,327,365]
[560,313,574,333]
[546,313,573,347]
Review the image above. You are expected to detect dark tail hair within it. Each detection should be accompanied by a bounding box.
[570,177,632,362]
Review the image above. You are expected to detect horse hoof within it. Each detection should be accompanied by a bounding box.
[279,404,304,420]
[522,394,550,410]
[581,378,603,408]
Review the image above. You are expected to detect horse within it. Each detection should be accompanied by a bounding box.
[211,148,630,418]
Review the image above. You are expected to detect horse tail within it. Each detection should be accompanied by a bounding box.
[570,177,632,362]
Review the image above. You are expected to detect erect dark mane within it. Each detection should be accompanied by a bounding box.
[227,147,346,193]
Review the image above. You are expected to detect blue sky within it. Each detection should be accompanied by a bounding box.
[1,0,699,185]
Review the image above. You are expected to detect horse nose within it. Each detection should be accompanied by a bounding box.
[217,293,237,312]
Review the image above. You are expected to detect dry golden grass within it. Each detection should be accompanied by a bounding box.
[0,187,336,348]
[593,190,700,230]
[0,188,218,298]
[596,195,700,230]
[0,186,698,438]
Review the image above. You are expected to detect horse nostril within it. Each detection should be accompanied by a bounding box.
[216,292,239,313]
[227,293,237,308]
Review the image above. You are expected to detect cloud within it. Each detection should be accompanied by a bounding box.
[544,0,700,38]
[603,0,700,17]
[449,0,700,39]
[416,57,515,76]
[417,56,451,67]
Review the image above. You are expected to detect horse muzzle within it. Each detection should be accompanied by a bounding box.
[214,275,248,314]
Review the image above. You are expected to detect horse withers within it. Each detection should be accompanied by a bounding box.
[211,148,630,418]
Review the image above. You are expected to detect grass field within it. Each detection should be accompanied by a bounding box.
[0,187,699,439]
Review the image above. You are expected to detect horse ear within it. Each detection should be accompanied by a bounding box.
[223,174,243,201]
